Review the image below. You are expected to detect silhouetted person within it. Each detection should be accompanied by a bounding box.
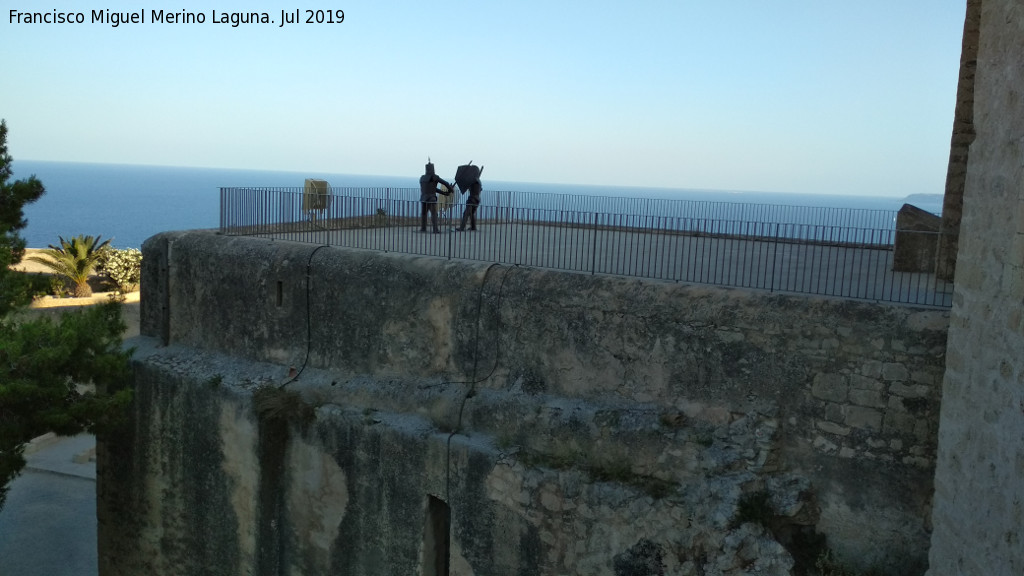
[455,163,484,232]
[419,161,453,233]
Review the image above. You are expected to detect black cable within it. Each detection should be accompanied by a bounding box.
[279,243,330,389]
[442,263,518,389]
[273,243,517,506]
[445,263,518,501]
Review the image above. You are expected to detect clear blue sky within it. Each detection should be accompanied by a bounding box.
[3,1,966,196]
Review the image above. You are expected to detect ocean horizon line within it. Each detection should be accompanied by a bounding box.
[16,158,928,201]
[12,160,942,249]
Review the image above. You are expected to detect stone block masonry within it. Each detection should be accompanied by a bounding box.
[928,0,1024,574]
[99,230,948,576]
[935,0,982,282]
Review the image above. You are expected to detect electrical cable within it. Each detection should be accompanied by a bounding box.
[279,243,330,389]
[273,241,518,506]
[444,263,519,501]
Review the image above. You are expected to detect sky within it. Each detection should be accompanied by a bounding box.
[2,1,967,196]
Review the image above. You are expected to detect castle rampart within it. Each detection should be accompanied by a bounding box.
[99,230,948,575]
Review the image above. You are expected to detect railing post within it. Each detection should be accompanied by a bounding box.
[447,203,453,260]
[508,206,516,265]
[384,188,390,252]
[770,223,779,292]
[591,212,599,275]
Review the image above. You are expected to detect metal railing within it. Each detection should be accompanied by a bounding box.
[235,186,901,229]
[220,187,952,307]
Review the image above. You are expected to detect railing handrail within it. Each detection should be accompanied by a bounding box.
[219,185,902,229]
[218,187,952,307]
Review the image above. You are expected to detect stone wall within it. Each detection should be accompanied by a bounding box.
[928,0,1024,574]
[935,0,982,282]
[99,230,949,576]
[894,204,941,273]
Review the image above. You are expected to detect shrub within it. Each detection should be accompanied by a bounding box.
[28,235,112,297]
[47,275,68,297]
[730,490,775,529]
[27,274,50,298]
[98,248,142,293]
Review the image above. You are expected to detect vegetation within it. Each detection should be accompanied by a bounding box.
[28,234,112,298]
[98,247,142,293]
[0,122,44,317]
[813,550,885,576]
[726,489,902,576]
[0,119,132,512]
[3,271,54,300]
[729,489,775,529]
[252,385,315,426]
[516,440,675,499]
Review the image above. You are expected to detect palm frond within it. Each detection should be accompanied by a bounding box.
[25,235,113,297]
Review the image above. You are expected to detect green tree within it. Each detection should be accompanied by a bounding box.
[28,235,113,297]
[0,119,132,511]
[0,120,45,317]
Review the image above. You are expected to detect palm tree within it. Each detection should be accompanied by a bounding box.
[28,235,112,298]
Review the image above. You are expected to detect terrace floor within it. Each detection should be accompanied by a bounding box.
[238,217,953,308]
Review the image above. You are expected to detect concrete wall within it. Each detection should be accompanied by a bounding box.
[99,230,948,576]
[928,1,1024,574]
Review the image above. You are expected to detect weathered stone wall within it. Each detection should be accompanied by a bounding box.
[928,1,1024,574]
[894,204,941,273]
[99,231,949,575]
[936,0,982,282]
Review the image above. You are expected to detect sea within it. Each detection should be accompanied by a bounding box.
[11,160,944,249]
